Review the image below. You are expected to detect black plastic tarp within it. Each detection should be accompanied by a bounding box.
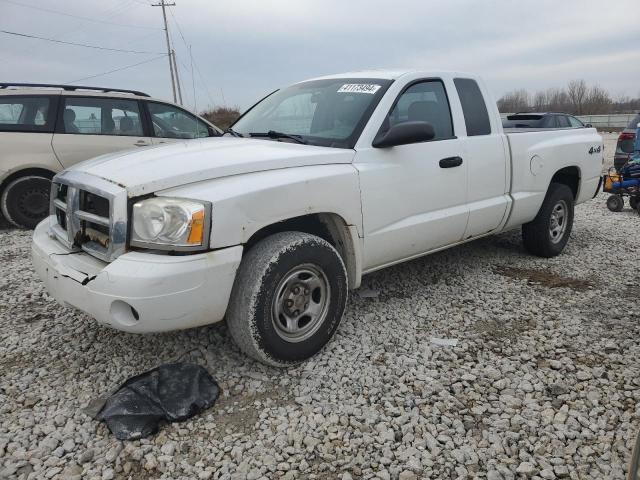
[92,363,220,440]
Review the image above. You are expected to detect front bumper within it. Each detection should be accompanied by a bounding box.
[31,218,243,333]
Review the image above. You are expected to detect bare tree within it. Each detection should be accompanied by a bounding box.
[547,88,571,112]
[567,79,588,115]
[533,91,548,111]
[497,89,530,113]
[584,85,612,114]
[500,81,631,115]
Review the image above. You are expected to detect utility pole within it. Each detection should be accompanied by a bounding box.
[152,1,177,103]
[172,49,183,105]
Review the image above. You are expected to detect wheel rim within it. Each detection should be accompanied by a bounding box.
[272,263,330,343]
[17,186,49,219]
[549,200,568,244]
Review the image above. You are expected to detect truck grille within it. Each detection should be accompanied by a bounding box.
[49,170,128,262]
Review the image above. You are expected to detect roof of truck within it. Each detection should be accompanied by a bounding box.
[303,69,475,82]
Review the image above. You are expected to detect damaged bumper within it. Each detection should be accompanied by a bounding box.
[31,219,243,333]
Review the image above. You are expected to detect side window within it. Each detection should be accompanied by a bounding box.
[147,102,209,139]
[0,96,53,132]
[557,115,570,128]
[542,116,558,128]
[453,78,491,136]
[568,116,583,128]
[384,80,454,140]
[62,97,143,136]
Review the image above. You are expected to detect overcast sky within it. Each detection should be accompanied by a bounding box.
[1,0,639,112]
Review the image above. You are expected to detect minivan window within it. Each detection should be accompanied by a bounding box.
[62,97,143,136]
[148,102,210,139]
[0,96,52,132]
[454,78,491,136]
[556,115,570,128]
[383,80,454,140]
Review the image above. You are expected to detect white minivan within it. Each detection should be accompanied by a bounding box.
[0,83,221,228]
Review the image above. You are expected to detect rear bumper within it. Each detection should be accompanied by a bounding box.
[31,218,243,333]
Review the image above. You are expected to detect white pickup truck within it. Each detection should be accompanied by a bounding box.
[32,70,603,366]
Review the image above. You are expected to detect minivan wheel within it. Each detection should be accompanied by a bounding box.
[1,175,52,229]
[522,183,574,258]
[226,232,348,367]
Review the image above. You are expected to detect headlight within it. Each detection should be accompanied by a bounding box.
[130,197,210,250]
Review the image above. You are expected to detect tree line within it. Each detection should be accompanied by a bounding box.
[200,106,241,129]
[497,80,640,115]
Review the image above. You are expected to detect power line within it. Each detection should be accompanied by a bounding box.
[167,8,217,108]
[0,0,161,30]
[64,54,168,84]
[0,29,165,54]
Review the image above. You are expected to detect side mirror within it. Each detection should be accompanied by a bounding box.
[373,121,435,148]
[585,123,593,128]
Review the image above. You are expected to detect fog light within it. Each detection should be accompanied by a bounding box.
[110,300,140,327]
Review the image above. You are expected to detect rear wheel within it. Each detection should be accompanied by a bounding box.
[522,183,574,258]
[606,195,624,212]
[1,175,52,229]
[226,232,348,367]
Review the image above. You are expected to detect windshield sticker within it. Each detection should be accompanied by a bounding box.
[337,84,381,94]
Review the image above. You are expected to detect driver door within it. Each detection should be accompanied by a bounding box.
[146,101,211,145]
[355,79,468,270]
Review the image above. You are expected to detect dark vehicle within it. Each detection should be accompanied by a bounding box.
[614,113,640,171]
[503,112,587,129]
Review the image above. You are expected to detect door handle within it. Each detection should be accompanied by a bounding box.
[134,140,149,147]
[439,156,463,168]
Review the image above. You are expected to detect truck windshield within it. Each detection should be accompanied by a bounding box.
[232,78,393,148]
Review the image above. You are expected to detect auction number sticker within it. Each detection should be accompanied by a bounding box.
[337,84,381,94]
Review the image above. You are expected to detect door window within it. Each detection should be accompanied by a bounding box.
[454,78,491,136]
[383,80,453,140]
[0,96,53,132]
[147,102,209,139]
[62,97,143,136]
[542,116,558,128]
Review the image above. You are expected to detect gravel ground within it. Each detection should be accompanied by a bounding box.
[2,133,639,480]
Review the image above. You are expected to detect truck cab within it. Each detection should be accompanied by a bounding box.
[31,70,603,366]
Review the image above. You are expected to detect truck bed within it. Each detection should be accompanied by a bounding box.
[503,127,603,230]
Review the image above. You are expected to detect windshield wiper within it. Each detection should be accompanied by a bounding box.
[249,130,308,144]
[223,127,244,137]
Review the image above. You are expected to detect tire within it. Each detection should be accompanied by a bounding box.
[606,195,624,212]
[1,175,52,229]
[630,196,638,211]
[226,232,348,367]
[522,183,574,258]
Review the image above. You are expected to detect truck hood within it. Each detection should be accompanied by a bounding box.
[70,137,355,197]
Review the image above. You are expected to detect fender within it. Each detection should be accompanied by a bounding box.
[158,164,363,249]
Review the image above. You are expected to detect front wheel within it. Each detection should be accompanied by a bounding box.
[629,196,638,211]
[1,175,52,229]
[522,183,574,258]
[226,232,348,367]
